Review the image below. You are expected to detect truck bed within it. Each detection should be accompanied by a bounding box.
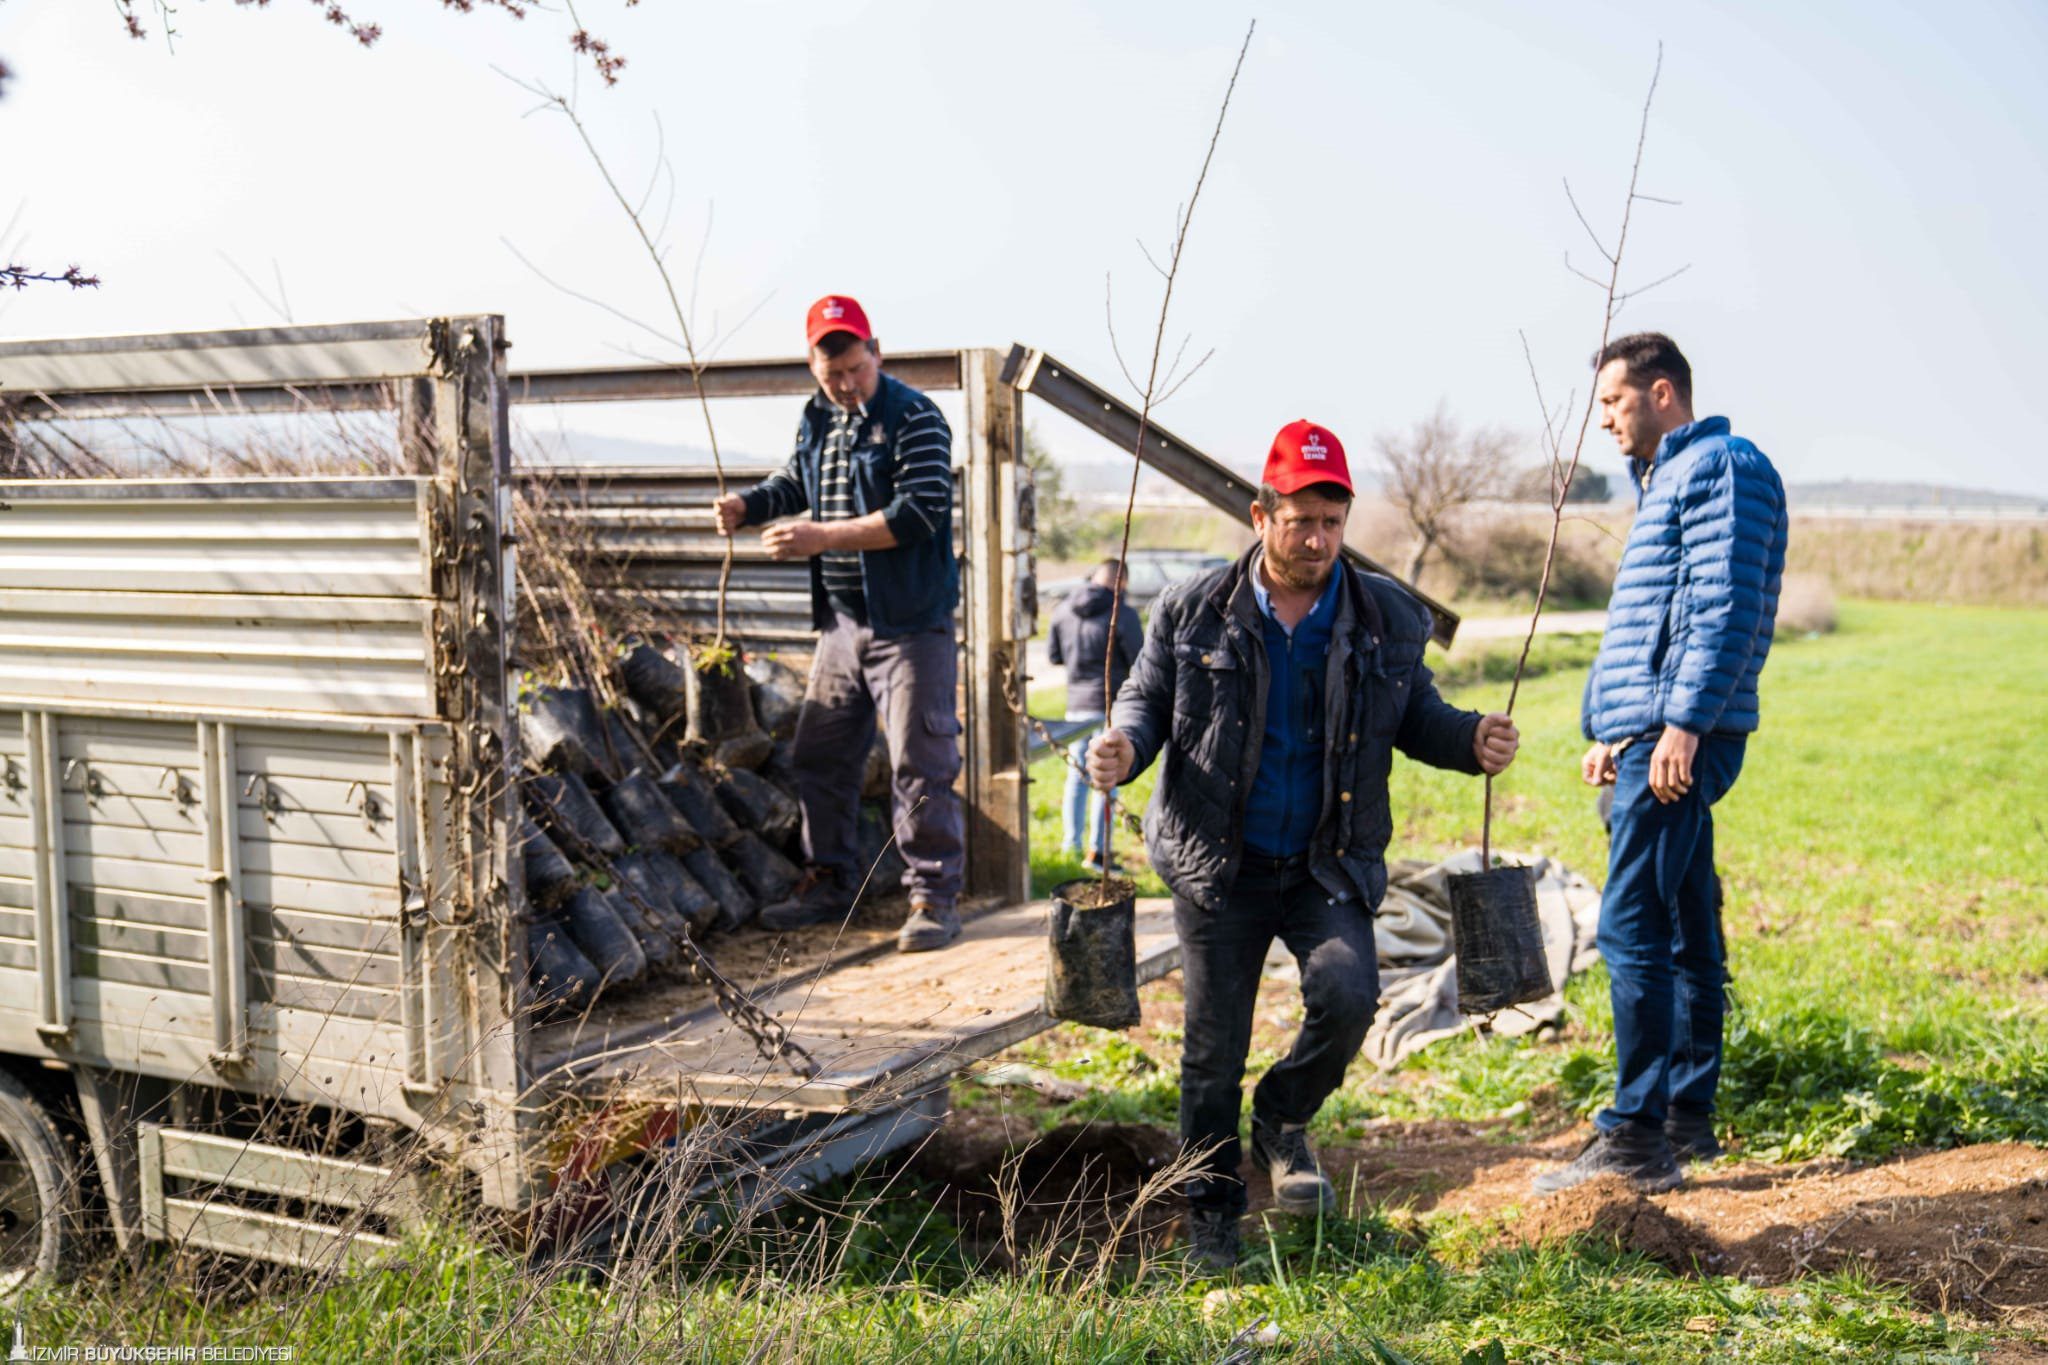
[539,897,1179,1111]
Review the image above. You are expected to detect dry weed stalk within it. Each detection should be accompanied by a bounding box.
[1483,43,1680,864]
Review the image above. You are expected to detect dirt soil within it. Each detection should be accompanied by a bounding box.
[1415,1130,2048,1326]
[935,972,2048,1330]
[920,1107,2048,1325]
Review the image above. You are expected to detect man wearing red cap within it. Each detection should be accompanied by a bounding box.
[1087,420,1519,1269]
[713,296,965,951]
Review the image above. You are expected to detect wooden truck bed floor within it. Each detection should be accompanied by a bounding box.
[538,897,1179,1111]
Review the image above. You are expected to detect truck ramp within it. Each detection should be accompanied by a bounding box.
[554,897,1178,1111]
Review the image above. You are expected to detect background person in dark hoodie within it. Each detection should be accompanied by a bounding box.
[1046,559,1143,870]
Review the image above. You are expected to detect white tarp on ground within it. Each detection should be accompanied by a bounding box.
[1266,849,1603,1069]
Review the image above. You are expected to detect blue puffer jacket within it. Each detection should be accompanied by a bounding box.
[1582,417,1789,741]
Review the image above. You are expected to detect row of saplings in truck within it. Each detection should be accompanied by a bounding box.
[517,640,901,1017]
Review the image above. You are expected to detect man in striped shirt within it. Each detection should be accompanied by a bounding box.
[713,295,965,952]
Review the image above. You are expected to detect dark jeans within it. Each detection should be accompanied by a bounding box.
[1596,731,1747,1132]
[791,611,965,907]
[1175,857,1381,1214]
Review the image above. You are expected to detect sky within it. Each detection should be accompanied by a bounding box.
[3,0,2045,495]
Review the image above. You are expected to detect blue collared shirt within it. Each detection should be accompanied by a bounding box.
[1241,560,1341,858]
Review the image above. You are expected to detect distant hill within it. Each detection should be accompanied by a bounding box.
[1789,480,2048,511]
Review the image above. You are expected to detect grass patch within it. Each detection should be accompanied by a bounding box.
[1026,601,2048,1167]
[18,601,2039,1360]
[9,1200,1985,1363]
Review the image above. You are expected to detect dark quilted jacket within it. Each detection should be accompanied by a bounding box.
[1112,548,1483,913]
[1582,417,1789,741]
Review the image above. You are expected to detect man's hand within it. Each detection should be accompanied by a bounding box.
[761,520,829,561]
[1581,741,1617,787]
[1472,714,1519,776]
[1086,728,1134,792]
[712,493,748,537]
[1648,725,1699,804]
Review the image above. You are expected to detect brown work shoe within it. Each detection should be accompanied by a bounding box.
[759,868,853,932]
[897,900,961,953]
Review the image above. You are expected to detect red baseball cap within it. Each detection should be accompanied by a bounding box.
[805,294,873,348]
[1263,419,1352,496]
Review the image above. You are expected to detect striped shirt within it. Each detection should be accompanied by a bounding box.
[742,380,955,624]
[818,404,867,617]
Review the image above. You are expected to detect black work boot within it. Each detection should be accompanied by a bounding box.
[1531,1121,1684,1195]
[897,899,962,953]
[1664,1107,1722,1164]
[1249,1117,1337,1216]
[1185,1206,1242,1274]
[759,868,853,932]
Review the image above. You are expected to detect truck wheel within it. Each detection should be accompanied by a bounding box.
[0,1069,83,1281]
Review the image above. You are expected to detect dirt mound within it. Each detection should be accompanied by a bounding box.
[1343,1127,2048,1324]
[1501,1173,1718,1271]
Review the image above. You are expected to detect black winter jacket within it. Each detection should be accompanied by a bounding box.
[1047,582,1144,718]
[1112,548,1484,912]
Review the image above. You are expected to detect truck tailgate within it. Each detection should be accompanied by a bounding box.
[555,897,1178,1111]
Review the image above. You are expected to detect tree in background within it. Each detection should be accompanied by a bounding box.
[1511,464,1610,503]
[1024,424,1083,563]
[1373,403,1517,582]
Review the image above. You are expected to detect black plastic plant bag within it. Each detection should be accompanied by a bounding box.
[524,772,626,861]
[1046,878,1142,1030]
[603,708,652,778]
[612,851,695,958]
[683,844,756,934]
[686,650,773,770]
[559,884,647,988]
[715,767,801,847]
[526,918,601,1019]
[620,640,689,723]
[520,816,578,911]
[660,766,741,849]
[744,653,806,742]
[603,871,676,971]
[638,848,721,935]
[1447,863,1551,1015]
[601,771,701,853]
[521,687,617,782]
[726,830,802,904]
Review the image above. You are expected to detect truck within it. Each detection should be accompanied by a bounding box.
[0,317,1454,1276]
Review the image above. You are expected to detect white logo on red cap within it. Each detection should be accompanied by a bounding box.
[1302,432,1329,461]
[822,300,846,320]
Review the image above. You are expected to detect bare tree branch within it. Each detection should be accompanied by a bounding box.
[1562,177,1615,264]
[1485,41,1670,864]
[1154,346,1217,406]
[525,76,740,649]
[500,235,685,353]
[1612,261,1693,311]
[0,264,99,290]
[1564,252,1611,290]
[1095,20,1254,886]
[1103,274,1143,396]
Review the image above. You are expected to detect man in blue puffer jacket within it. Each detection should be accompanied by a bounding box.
[1535,333,1788,1195]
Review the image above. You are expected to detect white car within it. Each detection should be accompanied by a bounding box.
[1039,549,1231,614]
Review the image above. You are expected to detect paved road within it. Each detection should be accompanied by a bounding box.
[1026,610,1607,699]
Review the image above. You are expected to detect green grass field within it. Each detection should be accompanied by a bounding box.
[16,601,2046,1361]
